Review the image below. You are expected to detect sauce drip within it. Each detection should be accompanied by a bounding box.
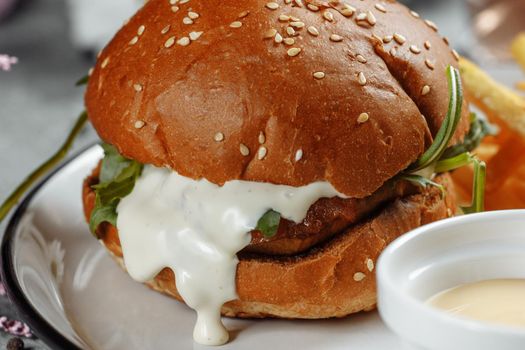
[117,165,347,345]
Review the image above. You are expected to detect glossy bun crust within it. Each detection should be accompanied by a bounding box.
[83,171,456,318]
[85,0,468,198]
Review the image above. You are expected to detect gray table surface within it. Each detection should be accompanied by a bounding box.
[0,0,523,349]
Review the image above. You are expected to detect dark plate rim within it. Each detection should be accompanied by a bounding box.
[1,143,99,350]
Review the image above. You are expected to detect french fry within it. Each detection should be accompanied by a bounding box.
[485,136,525,192]
[511,33,525,73]
[517,81,525,91]
[459,57,525,137]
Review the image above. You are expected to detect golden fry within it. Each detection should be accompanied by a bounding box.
[516,81,525,91]
[459,57,525,137]
[511,33,525,73]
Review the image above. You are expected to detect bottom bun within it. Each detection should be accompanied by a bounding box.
[83,171,455,319]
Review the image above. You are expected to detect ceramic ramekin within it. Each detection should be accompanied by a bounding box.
[376,210,525,350]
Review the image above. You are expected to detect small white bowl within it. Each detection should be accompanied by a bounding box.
[376,210,525,350]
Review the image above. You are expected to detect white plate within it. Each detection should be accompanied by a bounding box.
[1,145,401,350]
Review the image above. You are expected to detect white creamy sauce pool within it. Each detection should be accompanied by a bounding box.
[116,165,347,345]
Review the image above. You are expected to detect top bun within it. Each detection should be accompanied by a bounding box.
[85,0,469,198]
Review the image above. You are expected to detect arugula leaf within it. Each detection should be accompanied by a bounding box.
[89,199,118,233]
[89,144,143,236]
[255,210,281,238]
[399,174,445,198]
[0,111,88,223]
[441,113,497,159]
[76,75,89,86]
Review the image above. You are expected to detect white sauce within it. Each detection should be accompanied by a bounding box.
[116,165,347,345]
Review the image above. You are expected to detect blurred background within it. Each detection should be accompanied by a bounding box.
[0,0,524,348]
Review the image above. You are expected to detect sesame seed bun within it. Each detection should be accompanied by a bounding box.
[85,0,469,197]
[83,168,456,318]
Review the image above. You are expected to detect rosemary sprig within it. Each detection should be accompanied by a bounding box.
[462,158,486,213]
[409,66,463,172]
[0,111,88,223]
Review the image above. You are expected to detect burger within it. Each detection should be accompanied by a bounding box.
[82,0,474,345]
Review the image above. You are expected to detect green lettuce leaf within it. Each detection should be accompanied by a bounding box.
[255,210,281,238]
[89,144,143,235]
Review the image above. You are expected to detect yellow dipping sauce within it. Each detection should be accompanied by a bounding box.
[427,279,525,329]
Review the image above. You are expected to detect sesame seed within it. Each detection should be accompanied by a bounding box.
[284,38,295,45]
[189,31,203,41]
[425,19,438,31]
[356,54,367,63]
[290,16,300,22]
[353,272,366,282]
[358,72,367,86]
[286,26,296,36]
[266,2,279,10]
[410,10,420,18]
[313,71,325,79]
[214,132,225,142]
[188,11,199,19]
[366,11,376,25]
[264,28,277,39]
[171,5,179,12]
[375,3,387,13]
[129,36,139,45]
[177,37,191,46]
[290,21,305,28]
[285,0,292,3]
[330,34,343,42]
[307,26,319,36]
[356,12,367,21]
[161,25,171,34]
[421,85,431,96]
[443,37,450,45]
[341,4,356,17]
[274,33,283,43]
[230,21,243,28]
[366,259,375,272]
[294,0,303,7]
[295,149,303,161]
[358,112,369,123]
[287,47,302,57]
[307,4,319,11]
[258,132,266,144]
[169,0,178,4]
[258,146,268,160]
[323,10,334,22]
[183,17,193,25]
[425,59,435,70]
[452,49,460,60]
[179,0,189,3]
[238,10,250,18]
[393,33,406,45]
[133,83,143,92]
[101,57,109,68]
[240,144,250,156]
[137,25,145,36]
[88,67,94,76]
[372,33,382,43]
[134,120,145,129]
[390,47,397,56]
[383,35,393,43]
[164,36,176,48]
[424,41,431,50]
[279,14,290,21]
[410,45,421,54]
